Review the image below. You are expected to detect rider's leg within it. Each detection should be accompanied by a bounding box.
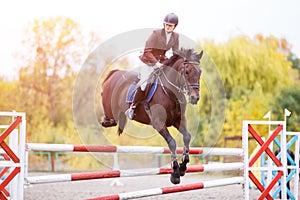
[125,65,153,120]
[125,87,145,120]
[139,65,154,85]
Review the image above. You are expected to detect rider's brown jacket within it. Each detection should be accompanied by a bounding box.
[139,28,179,66]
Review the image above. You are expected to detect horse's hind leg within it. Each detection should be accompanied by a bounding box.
[101,116,117,127]
[117,112,127,135]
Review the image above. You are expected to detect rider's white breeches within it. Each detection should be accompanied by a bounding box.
[138,65,154,91]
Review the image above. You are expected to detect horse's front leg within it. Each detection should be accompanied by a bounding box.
[174,119,191,177]
[148,106,181,184]
[157,125,180,184]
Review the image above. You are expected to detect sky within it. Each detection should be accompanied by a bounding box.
[0,0,299,79]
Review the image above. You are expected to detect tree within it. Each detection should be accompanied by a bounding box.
[0,78,22,112]
[194,35,295,147]
[287,52,300,79]
[271,84,300,132]
[17,17,99,141]
[202,35,293,98]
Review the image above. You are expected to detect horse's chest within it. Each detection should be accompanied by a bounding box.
[166,103,182,122]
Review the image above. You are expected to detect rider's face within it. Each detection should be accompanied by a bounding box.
[164,23,176,33]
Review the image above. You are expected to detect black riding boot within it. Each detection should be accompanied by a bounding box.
[125,87,145,120]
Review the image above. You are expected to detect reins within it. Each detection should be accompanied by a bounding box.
[154,60,199,104]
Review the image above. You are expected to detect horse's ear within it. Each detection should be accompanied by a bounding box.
[196,50,204,61]
[186,49,192,60]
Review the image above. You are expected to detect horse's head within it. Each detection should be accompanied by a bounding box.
[176,48,203,104]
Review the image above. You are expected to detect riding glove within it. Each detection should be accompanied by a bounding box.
[153,62,163,69]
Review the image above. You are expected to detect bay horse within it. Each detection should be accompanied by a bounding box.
[100,48,203,184]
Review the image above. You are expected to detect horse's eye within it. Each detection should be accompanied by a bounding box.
[185,70,189,75]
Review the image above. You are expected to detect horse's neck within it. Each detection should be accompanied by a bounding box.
[163,58,182,84]
[159,58,185,102]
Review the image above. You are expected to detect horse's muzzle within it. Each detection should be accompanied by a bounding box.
[189,95,199,104]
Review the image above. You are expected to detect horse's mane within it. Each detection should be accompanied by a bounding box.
[164,48,200,67]
[163,54,183,67]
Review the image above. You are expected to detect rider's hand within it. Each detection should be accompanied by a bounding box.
[153,62,163,69]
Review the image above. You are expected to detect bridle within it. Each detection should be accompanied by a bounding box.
[156,59,200,103]
[181,61,201,92]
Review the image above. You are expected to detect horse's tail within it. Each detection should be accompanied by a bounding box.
[117,112,127,135]
[102,69,119,86]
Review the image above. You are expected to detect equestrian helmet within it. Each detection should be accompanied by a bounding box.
[163,13,178,26]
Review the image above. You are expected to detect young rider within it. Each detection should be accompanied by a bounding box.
[125,13,180,120]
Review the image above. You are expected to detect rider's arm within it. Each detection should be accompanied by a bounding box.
[171,32,179,54]
[141,48,158,66]
[141,31,161,65]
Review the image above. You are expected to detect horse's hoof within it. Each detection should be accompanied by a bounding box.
[170,161,180,184]
[101,118,117,127]
[101,121,116,127]
[179,170,186,177]
[170,175,180,184]
[179,163,187,176]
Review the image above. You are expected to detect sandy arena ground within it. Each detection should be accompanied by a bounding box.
[24,172,298,200]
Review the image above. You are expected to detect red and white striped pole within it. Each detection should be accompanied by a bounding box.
[26,162,243,184]
[26,143,243,156]
[87,177,244,200]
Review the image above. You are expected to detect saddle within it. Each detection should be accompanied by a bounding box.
[126,78,158,104]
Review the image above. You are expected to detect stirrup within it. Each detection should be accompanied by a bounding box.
[125,105,136,120]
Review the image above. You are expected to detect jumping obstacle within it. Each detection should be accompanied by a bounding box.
[243,109,300,200]
[26,162,243,184]
[87,177,244,200]
[0,112,26,200]
[2,110,299,200]
[0,111,245,200]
